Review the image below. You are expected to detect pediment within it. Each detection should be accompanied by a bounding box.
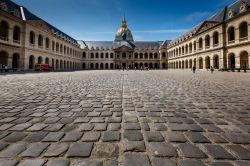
[114,42,135,50]
[195,21,219,34]
[27,20,53,34]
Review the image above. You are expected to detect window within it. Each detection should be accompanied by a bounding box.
[228,27,235,42]
[213,32,219,45]
[13,26,20,42]
[239,22,248,39]
[205,35,210,48]
[29,31,35,44]
[0,21,9,41]
[38,35,43,46]
[199,38,203,49]
[45,37,50,48]
[82,52,86,58]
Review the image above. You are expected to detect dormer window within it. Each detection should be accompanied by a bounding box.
[228,9,236,18]
[240,1,248,13]
[0,2,8,12]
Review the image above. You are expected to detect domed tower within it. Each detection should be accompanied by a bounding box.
[115,17,134,42]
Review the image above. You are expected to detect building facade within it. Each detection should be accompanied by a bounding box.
[167,0,250,70]
[0,0,249,71]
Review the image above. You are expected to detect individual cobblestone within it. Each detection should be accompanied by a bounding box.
[0,70,249,164]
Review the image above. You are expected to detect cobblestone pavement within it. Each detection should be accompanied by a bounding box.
[0,70,249,166]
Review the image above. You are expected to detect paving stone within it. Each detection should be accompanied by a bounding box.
[66,143,93,157]
[145,131,164,142]
[82,132,101,142]
[210,162,233,166]
[204,145,235,159]
[18,159,46,166]
[108,123,121,130]
[92,143,119,158]
[178,143,207,158]
[102,131,120,142]
[71,160,103,166]
[206,133,228,143]
[20,143,49,157]
[0,159,18,166]
[94,123,107,131]
[124,154,151,166]
[61,132,83,142]
[123,141,146,152]
[42,132,64,142]
[185,132,211,143]
[234,160,250,166]
[46,159,70,166]
[0,144,8,151]
[165,132,187,142]
[107,117,122,123]
[3,132,27,142]
[27,124,48,131]
[79,123,94,131]
[23,132,48,142]
[223,133,250,144]
[104,160,118,166]
[151,158,176,166]
[9,123,32,131]
[226,145,250,160]
[149,142,177,157]
[124,130,143,141]
[124,123,141,130]
[44,143,69,157]
[0,124,14,131]
[45,124,64,131]
[0,143,26,158]
[179,159,206,166]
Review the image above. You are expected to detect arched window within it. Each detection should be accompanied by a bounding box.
[205,35,210,48]
[134,53,138,59]
[13,26,20,42]
[29,31,35,44]
[101,53,104,58]
[82,52,86,58]
[56,43,59,52]
[0,21,9,41]
[162,52,166,58]
[228,27,235,42]
[194,41,196,51]
[64,46,66,54]
[38,35,43,46]
[91,53,94,58]
[154,53,158,59]
[52,41,55,50]
[96,53,99,58]
[185,44,188,53]
[144,53,148,59]
[110,53,114,58]
[199,38,203,49]
[239,22,248,39]
[105,53,109,58]
[60,44,63,53]
[45,37,50,48]
[213,31,219,46]
[189,43,192,52]
[140,53,143,59]
[182,46,184,54]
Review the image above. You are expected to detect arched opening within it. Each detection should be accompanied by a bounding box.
[29,55,35,69]
[29,31,35,44]
[0,21,9,41]
[82,63,86,69]
[162,52,166,59]
[205,35,210,48]
[60,60,63,69]
[199,38,203,49]
[56,43,59,52]
[239,22,248,39]
[38,56,43,64]
[60,44,63,53]
[176,61,178,69]
[179,61,181,69]
[213,31,219,46]
[149,63,153,68]
[12,53,20,68]
[182,60,185,69]
[228,27,235,42]
[95,53,99,59]
[194,41,197,51]
[134,53,138,59]
[189,59,192,69]
[228,53,236,69]
[90,63,94,69]
[45,37,50,48]
[189,43,192,52]
[205,56,210,69]
[213,55,219,69]
[144,63,148,67]
[101,53,104,59]
[0,51,8,66]
[194,58,197,68]
[45,57,49,65]
[110,63,114,69]
[199,57,203,69]
[105,63,109,69]
[95,63,99,69]
[240,51,249,68]
[56,59,59,69]
[64,61,66,69]
[110,53,114,58]
[185,60,188,68]
[90,53,94,58]
[149,53,153,59]
[52,59,54,67]
[144,53,148,59]
[155,63,158,69]
[13,26,21,42]
[185,44,188,54]
[38,35,43,47]
[162,63,166,69]
[100,63,104,69]
[154,53,158,59]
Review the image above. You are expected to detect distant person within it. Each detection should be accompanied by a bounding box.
[192,66,196,73]
[210,66,214,74]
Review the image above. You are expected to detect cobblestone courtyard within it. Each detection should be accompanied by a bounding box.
[0,70,249,166]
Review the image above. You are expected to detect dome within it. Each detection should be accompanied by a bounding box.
[115,18,134,42]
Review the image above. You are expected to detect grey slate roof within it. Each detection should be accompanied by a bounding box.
[0,0,78,44]
[78,40,163,50]
[168,0,250,46]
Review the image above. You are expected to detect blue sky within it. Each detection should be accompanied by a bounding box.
[13,0,236,41]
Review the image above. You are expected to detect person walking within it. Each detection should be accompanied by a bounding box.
[210,66,214,74]
[192,66,196,73]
